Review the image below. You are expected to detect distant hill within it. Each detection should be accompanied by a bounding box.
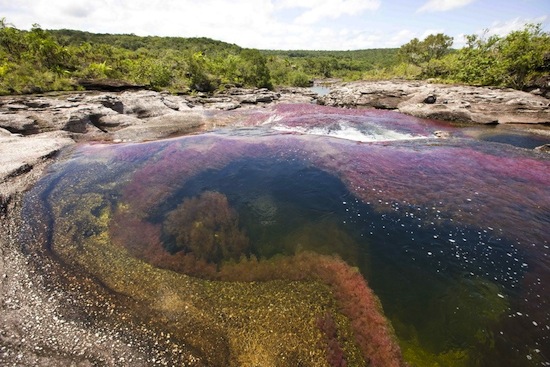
[49,29,399,66]
[49,29,243,54]
[42,28,400,89]
[7,22,544,95]
[262,49,398,67]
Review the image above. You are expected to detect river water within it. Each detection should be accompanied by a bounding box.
[21,104,550,366]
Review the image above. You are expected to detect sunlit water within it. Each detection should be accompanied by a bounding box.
[21,104,550,366]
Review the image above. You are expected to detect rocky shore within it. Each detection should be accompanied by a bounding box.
[318,80,550,125]
[1,81,549,365]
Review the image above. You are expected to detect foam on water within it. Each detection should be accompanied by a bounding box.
[272,120,426,142]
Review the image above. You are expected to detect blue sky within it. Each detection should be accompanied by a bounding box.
[1,0,549,50]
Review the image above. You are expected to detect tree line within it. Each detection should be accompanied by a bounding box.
[397,24,549,89]
[0,17,548,95]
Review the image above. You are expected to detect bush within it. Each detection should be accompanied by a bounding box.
[288,71,312,87]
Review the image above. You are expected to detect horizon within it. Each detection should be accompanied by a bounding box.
[2,0,550,51]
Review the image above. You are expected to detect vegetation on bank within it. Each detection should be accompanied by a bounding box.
[0,17,548,95]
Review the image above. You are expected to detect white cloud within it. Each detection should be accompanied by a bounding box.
[420,29,445,39]
[417,0,476,13]
[453,33,467,48]
[1,0,547,50]
[484,16,548,37]
[450,16,547,48]
[277,0,381,25]
[385,29,415,47]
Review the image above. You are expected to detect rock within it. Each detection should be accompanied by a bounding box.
[119,90,180,118]
[161,96,181,110]
[525,75,550,98]
[0,114,39,134]
[90,94,124,113]
[112,112,205,141]
[433,130,451,138]
[208,102,241,111]
[424,95,436,104]
[535,144,550,152]
[96,114,142,130]
[77,79,146,92]
[0,131,73,185]
[0,127,13,136]
[319,80,550,124]
[63,105,120,135]
[6,103,29,111]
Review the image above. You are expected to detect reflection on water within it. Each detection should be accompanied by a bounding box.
[310,86,331,96]
[21,104,550,366]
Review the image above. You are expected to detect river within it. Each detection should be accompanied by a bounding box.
[21,103,550,366]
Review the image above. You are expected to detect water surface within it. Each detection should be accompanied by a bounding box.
[22,104,550,366]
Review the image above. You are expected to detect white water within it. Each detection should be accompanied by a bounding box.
[272,121,426,143]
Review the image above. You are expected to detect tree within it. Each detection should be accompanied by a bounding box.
[398,33,453,66]
[239,49,273,89]
[24,24,73,72]
[398,37,423,65]
[451,23,550,88]
[187,51,218,92]
[0,18,29,64]
[423,33,454,60]
[498,23,550,89]
[455,31,504,85]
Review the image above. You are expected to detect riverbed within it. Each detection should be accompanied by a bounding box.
[9,103,550,366]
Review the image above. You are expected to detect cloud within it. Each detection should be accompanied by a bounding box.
[2,0,546,51]
[450,16,548,48]
[60,3,95,18]
[420,29,445,39]
[484,16,548,37]
[385,29,416,47]
[417,0,476,13]
[278,0,381,25]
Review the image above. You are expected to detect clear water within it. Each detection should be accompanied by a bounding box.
[310,86,331,96]
[21,104,550,366]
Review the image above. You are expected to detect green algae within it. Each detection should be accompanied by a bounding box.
[282,220,363,264]
[46,177,366,366]
[392,278,509,367]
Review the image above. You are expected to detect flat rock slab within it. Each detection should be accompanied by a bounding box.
[318,81,550,124]
[0,131,73,196]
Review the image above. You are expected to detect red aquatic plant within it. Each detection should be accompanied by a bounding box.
[164,191,249,263]
[218,252,405,367]
[110,211,219,278]
[317,312,347,367]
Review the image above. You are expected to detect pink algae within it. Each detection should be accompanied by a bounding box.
[97,103,549,366]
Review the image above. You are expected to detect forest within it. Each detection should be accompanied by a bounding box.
[0,17,548,95]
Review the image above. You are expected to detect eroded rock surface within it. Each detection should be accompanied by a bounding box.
[318,80,550,124]
[1,83,549,366]
[0,88,316,143]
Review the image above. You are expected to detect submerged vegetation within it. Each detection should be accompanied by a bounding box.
[1,17,548,94]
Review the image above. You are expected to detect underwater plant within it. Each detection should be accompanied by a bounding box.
[164,191,249,263]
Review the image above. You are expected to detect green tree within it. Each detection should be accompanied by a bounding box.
[498,23,550,89]
[398,37,423,65]
[24,24,73,73]
[399,33,453,66]
[0,18,26,59]
[187,51,218,92]
[423,33,454,60]
[239,49,273,89]
[455,31,503,85]
[450,23,549,88]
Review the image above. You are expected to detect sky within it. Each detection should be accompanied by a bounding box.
[1,0,549,50]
